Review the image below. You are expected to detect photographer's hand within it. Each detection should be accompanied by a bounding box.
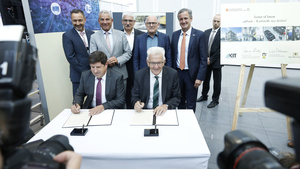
[53,150,82,169]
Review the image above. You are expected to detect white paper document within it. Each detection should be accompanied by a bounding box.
[130,110,178,126]
[63,109,114,128]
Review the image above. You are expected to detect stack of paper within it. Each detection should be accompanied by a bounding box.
[63,109,114,128]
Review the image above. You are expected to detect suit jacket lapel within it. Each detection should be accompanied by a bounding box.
[86,30,92,47]
[112,29,117,54]
[88,72,95,100]
[172,31,180,67]
[145,68,150,106]
[72,28,86,50]
[213,29,220,44]
[105,69,111,99]
[99,31,111,54]
[157,31,162,47]
[188,28,196,57]
[161,67,168,103]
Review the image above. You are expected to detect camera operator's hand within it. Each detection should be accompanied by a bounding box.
[53,150,82,169]
[71,104,81,114]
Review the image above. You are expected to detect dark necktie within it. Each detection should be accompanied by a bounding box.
[153,76,159,109]
[96,78,102,106]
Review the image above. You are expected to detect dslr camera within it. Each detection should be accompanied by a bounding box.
[0,25,74,169]
[218,77,300,169]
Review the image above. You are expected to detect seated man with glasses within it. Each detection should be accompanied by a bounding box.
[131,47,181,116]
[133,15,172,73]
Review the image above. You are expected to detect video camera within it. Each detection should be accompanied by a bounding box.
[218,77,300,169]
[0,25,74,169]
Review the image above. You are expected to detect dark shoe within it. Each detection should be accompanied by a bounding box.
[196,96,208,102]
[207,101,219,108]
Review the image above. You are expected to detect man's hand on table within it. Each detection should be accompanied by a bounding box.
[153,104,168,116]
[89,105,105,116]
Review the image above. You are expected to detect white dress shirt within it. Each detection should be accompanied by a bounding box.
[91,72,107,107]
[147,70,163,109]
[177,27,192,69]
[124,29,134,51]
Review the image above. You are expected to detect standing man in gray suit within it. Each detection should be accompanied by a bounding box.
[72,51,125,115]
[90,10,131,89]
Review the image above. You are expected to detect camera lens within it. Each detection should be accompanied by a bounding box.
[217,130,284,169]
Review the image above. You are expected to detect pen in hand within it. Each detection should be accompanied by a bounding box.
[73,100,79,113]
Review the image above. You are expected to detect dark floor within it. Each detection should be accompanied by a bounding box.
[29,65,299,169]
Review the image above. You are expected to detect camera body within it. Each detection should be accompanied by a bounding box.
[218,77,300,169]
[0,25,73,169]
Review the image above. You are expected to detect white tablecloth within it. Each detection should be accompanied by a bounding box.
[29,109,210,169]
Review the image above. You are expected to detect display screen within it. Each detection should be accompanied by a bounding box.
[28,0,100,33]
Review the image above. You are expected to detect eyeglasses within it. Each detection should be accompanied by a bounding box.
[149,62,164,66]
[146,22,158,26]
[123,19,134,23]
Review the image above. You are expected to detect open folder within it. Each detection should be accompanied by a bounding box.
[63,109,115,128]
[130,109,179,126]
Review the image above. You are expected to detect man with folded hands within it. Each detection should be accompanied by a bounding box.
[131,47,181,116]
[71,51,125,115]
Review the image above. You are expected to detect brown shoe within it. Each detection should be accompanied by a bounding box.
[287,141,295,148]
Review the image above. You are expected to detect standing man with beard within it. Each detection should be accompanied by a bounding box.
[122,12,144,108]
[63,9,95,96]
[197,14,222,108]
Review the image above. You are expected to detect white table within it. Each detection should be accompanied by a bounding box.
[29,109,210,169]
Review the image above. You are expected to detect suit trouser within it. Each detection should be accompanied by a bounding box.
[177,69,197,113]
[72,82,80,97]
[201,65,222,102]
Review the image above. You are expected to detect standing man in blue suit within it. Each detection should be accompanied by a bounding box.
[63,9,94,96]
[197,14,222,108]
[171,8,207,112]
[133,15,172,72]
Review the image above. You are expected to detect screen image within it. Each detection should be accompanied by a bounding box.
[28,0,100,33]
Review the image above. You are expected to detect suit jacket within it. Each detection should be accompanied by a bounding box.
[131,66,181,109]
[123,28,145,84]
[171,27,207,81]
[74,69,125,109]
[63,28,94,82]
[90,29,132,79]
[205,28,221,69]
[133,31,172,72]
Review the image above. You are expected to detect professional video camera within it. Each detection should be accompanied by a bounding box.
[217,77,300,169]
[0,25,74,169]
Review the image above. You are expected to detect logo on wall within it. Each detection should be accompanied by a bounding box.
[50,3,61,15]
[262,53,267,59]
[226,53,237,58]
[85,4,92,14]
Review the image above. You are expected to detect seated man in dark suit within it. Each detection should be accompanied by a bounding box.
[131,47,181,116]
[71,51,125,115]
